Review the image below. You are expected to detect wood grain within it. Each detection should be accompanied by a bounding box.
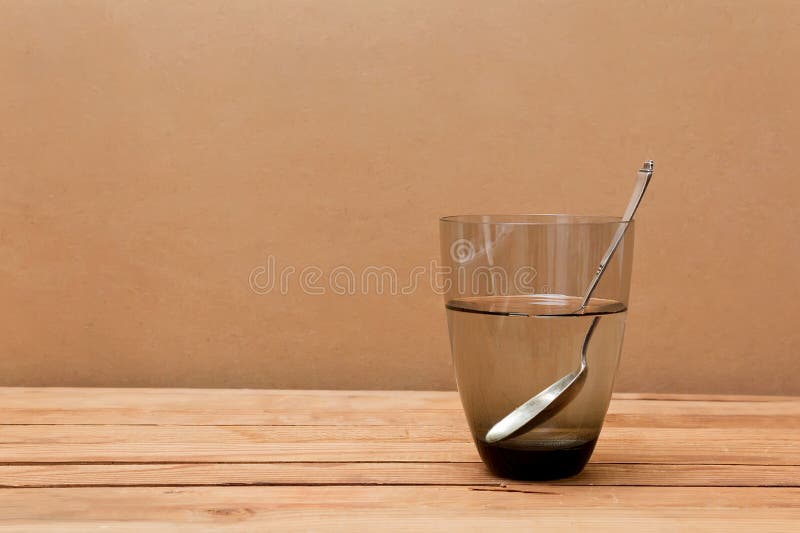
[0,486,799,531]
[0,388,798,529]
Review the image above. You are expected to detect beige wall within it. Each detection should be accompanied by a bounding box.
[1,1,798,394]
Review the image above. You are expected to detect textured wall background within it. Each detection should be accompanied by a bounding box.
[1,1,798,393]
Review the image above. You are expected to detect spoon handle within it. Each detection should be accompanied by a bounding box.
[578,160,655,310]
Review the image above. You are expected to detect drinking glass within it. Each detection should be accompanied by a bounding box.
[439,214,634,480]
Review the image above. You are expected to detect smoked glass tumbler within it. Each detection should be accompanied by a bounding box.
[439,214,634,480]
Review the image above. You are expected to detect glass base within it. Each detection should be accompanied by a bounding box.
[474,437,598,481]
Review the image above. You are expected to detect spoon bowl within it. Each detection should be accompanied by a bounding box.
[484,316,598,444]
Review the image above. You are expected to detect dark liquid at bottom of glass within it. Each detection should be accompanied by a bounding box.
[475,438,598,480]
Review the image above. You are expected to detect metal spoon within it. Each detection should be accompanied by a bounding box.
[485,160,655,444]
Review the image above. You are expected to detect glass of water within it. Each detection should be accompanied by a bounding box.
[440,214,634,480]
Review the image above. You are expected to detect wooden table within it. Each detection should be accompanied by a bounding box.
[0,388,798,530]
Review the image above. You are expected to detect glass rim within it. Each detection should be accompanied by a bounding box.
[439,213,630,226]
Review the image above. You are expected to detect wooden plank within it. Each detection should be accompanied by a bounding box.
[0,486,798,531]
[0,407,468,427]
[7,407,798,429]
[0,425,798,464]
[607,398,800,416]
[603,413,800,429]
[1,515,795,533]
[0,462,798,488]
[555,463,800,487]
[0,388,461,410]
[0,387,790,406]
[1,388,798,426]
[0,388,466,426]
[3,408,795,430]
[612,392,800,402]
